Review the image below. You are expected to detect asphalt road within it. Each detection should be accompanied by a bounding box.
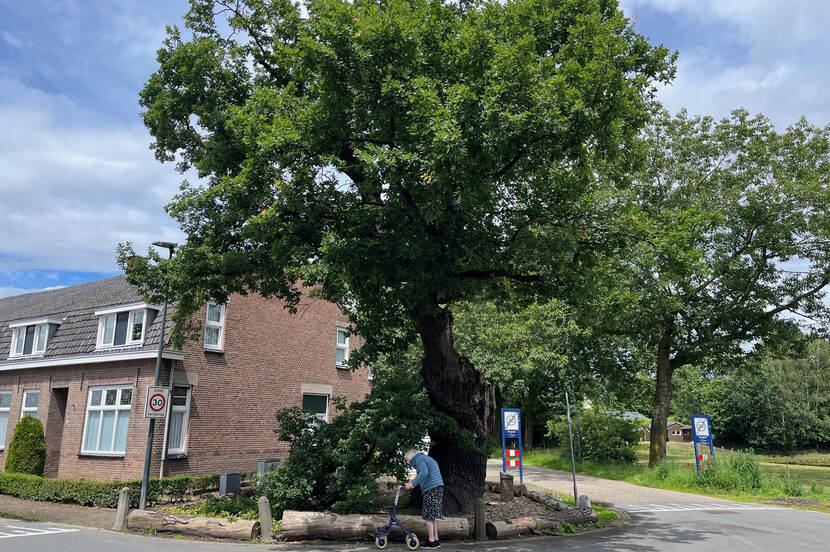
[4,503,830,552]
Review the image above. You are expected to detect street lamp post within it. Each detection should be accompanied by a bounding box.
[139,241,177,510]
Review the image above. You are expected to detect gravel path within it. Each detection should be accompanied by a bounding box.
[486,459,722,506]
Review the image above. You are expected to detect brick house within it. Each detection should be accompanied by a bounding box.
[641,421,692,442]
[0,276,371,481]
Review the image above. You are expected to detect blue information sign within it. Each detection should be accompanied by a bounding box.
[500,408,523,484]
[691,414,715,474]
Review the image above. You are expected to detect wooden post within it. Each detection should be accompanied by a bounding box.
[499,472,514,502]
[111,487,130,531]
[474,498,486,541]
[258,496,273,542]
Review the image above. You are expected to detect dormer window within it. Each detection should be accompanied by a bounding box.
[94,304,158,349]
[8,319,61,358]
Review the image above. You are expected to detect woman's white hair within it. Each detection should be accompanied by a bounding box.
[404,449,419,463]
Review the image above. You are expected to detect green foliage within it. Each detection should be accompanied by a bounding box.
[547,409,639,464]
[588,108,830,465]
[669,339,830,452]
[164,495,260,520]
[5,416,46,475]
[697,453,763,493]
[454,299,589,446]
[123,0,675,505]
[259,351,461,517]
[0,472,218,508]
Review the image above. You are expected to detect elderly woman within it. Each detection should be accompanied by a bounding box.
[404,449,444,549]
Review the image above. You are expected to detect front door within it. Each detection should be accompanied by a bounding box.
[43,388,68,478]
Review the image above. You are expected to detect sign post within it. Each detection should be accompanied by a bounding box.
[691,414,715,475]
[145,387,169,419]
[500,408,523,484]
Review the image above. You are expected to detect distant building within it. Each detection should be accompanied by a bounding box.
[0,276,371,480]
[640,420,692,443]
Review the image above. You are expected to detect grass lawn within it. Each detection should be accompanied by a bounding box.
[523,444,830,513]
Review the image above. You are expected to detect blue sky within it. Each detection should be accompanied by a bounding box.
[2,0,830,298]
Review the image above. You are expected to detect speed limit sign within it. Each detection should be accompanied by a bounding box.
[144,387,170,419]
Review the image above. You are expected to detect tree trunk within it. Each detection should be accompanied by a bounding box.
[485,509,598,540]
[648,331,674,468]
[415,306,496,515]
[524,392,535,450]
[280,511,470,541]
[127,510,260,540]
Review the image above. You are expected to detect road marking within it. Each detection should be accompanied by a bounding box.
[622,503,783,513]
[0,525,80,539]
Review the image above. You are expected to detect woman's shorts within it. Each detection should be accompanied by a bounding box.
[422,486,444,520]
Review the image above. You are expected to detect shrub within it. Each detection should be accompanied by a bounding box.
[5,415,46,475]
[697,452,762,492]
[0,471,218,508]
[260,350,469,517]
[546,409,640,464]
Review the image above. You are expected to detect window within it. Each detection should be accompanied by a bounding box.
[336,328,349,366]
[9,323,52,357]
[97,309,147,348]
[302,394,328,423]
[0,391,10,450]
[204,303,225,350]
[21,390,39,419]
[167,386,191,455]
[82,386,132,455]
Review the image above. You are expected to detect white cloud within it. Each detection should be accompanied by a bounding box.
[621,0,830,127]
[0,77,186,273]
[1,31,23,48]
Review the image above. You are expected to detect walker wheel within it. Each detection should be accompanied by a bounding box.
[406,534,419,550]
[375,536,388,549]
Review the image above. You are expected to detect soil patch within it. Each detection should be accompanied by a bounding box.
[0,493,115,528]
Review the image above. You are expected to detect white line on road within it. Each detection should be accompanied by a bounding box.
[0,525,80,539]
[624,503,783,513]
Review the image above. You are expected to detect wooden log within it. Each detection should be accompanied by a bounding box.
[485,509,598,540]
[127,509,260,540]
[280,510,470,541]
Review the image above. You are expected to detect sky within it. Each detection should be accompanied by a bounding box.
[1,0,830,298]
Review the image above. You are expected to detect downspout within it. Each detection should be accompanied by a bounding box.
[159,360,175,479]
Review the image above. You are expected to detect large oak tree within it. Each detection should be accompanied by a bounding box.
[129,0,673,512]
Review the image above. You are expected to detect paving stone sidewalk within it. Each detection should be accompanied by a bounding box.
[486,459,722,506]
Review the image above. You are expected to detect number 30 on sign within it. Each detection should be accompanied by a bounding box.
[144,387,170,418]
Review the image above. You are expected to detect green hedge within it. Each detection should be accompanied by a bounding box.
[0,472,219,508]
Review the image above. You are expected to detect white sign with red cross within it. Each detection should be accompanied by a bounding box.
[144,387,169,419]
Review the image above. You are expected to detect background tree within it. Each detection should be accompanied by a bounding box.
[453,298,585,449]
[592,109,830,466]
[127,0,673,511]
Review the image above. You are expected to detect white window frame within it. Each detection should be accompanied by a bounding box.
[21,389,39,419]
[167,386,191,455]
[336,327,349,367]
[204,302,226,351]
[80,385,133,456]
[9,323,51,358]
[0,390,11,450]
[302,393,329,423]
[96,308,148,349]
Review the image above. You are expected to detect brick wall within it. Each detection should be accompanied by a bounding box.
[0,292,371,481]
[163,292,371,477]
[0,359,159,481]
